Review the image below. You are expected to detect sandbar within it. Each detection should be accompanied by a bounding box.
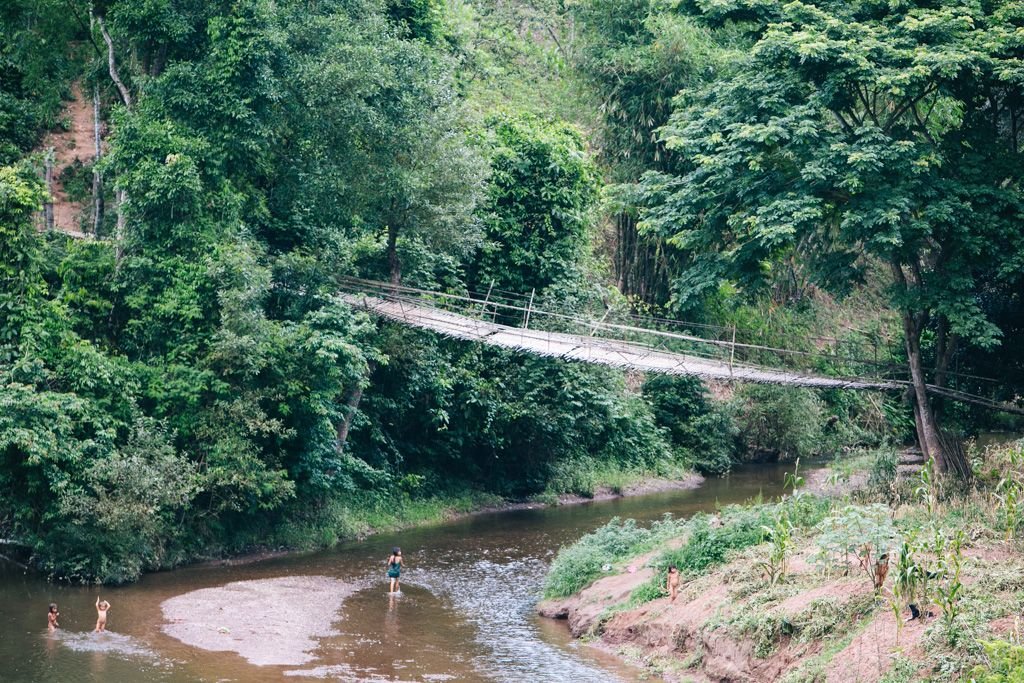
[161,575,353,666]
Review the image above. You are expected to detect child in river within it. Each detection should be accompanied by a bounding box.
[386,547,403,594]
[95,597,111,632]
[666,565,680,603]
[47,603,60,632]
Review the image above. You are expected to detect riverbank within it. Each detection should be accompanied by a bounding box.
[538,443,1024,682]
[189,468,703,572]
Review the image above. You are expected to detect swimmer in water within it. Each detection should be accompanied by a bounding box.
[47,603,60,632]
[95,597,111,632]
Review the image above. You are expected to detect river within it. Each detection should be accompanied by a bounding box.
[1,462,807,682]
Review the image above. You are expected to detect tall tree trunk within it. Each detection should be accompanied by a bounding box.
[115,188,126,262]
[98,14,130,263]
[335,384,364,455]
[43,150,54,231]
[97,17,132,108]
[891,261,947,475]
[91,86,103,235]
[336,361,375,455]
[386,223,401,286]
[902,310,947,474]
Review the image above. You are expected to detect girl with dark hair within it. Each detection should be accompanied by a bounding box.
[47,603,59,632]
[386,547,403,594]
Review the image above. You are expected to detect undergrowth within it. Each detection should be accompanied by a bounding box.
[543,515,684,598]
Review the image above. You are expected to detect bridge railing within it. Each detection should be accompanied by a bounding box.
[336,276,1024,414]
[335,276,910,384]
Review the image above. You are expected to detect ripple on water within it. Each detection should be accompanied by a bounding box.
[413,556,623,683]
[284,662,458,681]
[53,629,160,661]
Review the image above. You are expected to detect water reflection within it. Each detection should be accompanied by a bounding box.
[1,460,813,682]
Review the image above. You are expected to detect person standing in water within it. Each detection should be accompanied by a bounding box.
[47,603,60,632]
[94,597,111,632]
[386,547,403,594]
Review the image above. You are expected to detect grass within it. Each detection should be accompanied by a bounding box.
[543,515,686,599]
[252,487,505,553]
[541,455,697,499]
[540,441,1024,682]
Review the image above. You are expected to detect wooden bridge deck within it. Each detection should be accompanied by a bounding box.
[341,293,903,391]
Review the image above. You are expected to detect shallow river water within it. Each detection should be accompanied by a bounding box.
[1,462,808,683]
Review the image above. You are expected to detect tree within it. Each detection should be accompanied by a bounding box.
[468,112,599,298]
[0,164,48,359]
[572,0,724,305]
[639,0,1024,474]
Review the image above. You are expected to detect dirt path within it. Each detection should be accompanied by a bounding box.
[40,81,96,238]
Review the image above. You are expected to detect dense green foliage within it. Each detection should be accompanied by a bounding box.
[642,375,737,473]
[543,515,684,599]
[0,0,693,582]
[630,0,1024,463]
[973,640,1024,682]
[3,0,1021,583]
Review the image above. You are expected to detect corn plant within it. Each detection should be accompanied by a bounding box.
[759,510,795,586]
[994,478,1022,541]
[933,528,966,644]
[994,449,1024,541]
[890,533,924,643]
[784,458,805,493]
[915,455,939,518]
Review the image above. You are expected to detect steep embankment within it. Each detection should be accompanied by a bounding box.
[538,481,1024,682]
[39,81,96,238]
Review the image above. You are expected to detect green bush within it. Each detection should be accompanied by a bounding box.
[656,508,771,574]
[868,448,899,500]
[733,385,825,460]
[642,375,738,474]
[543,516,682,598]
[971,640,1024,682]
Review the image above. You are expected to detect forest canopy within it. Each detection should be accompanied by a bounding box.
[0,0,1021,582]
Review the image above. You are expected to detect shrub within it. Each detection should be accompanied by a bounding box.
[732,385,825,460]
[971,640,1024,682]
[811,504,899,590]
[642,375,738,474]
[656,507,771,574]
[868,448,899,501]
[543,516,682,598]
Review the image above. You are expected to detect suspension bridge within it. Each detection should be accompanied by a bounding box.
[337,277,1024,416]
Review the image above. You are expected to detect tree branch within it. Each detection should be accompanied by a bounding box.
[857,86,880,127]
[97,16,132,109]
[885,84,938,133]
[833,110,856,136]
[912,104,938,146]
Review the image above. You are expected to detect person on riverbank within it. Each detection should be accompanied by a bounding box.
[95,597,111,632]
[386,547,403,594]
[47,603,60,632]
[666,565,680,603]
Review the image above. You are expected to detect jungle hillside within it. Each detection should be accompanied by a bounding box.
[2,0,1024,584]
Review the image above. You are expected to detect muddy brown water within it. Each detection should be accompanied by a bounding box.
[0,462,810,682]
